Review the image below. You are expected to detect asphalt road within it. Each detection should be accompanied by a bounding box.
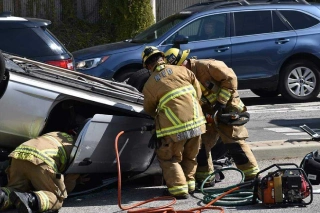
[239,90,320,142]
[61,158,320,213]
[23,158,320,213]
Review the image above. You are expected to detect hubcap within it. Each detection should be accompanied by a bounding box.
[287,66,316,97]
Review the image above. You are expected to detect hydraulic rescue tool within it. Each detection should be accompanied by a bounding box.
[205,111,250,126]
[253,163,313,207]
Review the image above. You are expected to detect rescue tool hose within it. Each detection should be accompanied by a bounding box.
[199,168,256,206]
[115,130,177,213]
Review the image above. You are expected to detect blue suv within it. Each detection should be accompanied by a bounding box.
[73,0,320,102]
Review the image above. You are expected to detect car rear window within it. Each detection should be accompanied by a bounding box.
[273,11,290,32]
[0,27,66,58]
[234,11,272,36]
[279,10,320,30]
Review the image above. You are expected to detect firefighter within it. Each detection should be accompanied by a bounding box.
[164,48,260,185]
[141,46,206,199]
[0,131,87,213]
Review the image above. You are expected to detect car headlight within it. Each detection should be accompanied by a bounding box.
[76,56,109,70]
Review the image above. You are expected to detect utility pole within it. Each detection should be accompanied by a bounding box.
[150,0,156,22]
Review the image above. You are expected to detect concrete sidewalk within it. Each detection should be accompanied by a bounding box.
[250,138,320,160]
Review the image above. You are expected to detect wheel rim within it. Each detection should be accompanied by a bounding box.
[287,66,316,97]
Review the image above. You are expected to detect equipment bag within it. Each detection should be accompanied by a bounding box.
[300,150,320,185]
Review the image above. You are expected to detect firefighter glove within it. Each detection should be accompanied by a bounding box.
[212,101,226,113]
[205,113,214,124]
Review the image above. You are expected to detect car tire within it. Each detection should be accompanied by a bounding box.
[126,68,151,92]
[114,68,141,82]
[280,60,320,102]
[0,50,5,85]
[250,88,279,98]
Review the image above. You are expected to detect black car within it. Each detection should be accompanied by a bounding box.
[0,12,74,70]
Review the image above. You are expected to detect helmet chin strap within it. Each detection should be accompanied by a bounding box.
[151,60,166,72]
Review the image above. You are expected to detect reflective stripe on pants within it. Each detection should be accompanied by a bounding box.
[156,135,201,195]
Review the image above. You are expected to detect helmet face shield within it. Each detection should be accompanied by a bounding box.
[141,46,164,68]
[164,48,190,66]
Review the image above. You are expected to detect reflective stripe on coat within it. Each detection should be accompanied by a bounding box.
[9,132,74,173]
[143,64,206,141]
[189,59,245,113]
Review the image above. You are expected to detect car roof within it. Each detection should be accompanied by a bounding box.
[0,11,51,29]
[181,0,315,15]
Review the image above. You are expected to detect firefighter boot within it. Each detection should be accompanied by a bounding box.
[9,191,38,213]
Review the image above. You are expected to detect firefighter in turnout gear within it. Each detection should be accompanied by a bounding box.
[0,132,83,213]
[142,46,206,199]
[164,48,260,185]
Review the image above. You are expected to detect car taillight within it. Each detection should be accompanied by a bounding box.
[46,59,74,70]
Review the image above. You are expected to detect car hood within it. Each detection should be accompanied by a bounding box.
[72,41,143,60]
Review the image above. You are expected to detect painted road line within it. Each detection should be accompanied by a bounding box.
[264,127,301,132]
[285,133,310,136]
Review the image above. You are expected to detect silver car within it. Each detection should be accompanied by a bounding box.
[0,52,159,195]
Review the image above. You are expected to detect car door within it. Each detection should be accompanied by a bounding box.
[0,73,59,147]
[160,13,232,67]
[230,10,297,88]
[65,114,155,174]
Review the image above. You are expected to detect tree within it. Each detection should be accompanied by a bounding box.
[99,0,155,42]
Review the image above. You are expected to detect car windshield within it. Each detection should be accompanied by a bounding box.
[132,13,191,43]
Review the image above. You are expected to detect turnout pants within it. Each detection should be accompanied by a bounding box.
[196,122,259,181]
[156,135,201,195]
[196,124,219,183]
[0,158,67,212]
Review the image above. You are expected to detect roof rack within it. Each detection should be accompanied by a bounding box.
[269,0,309,4]
[213,0,250,8]
[0,11,11,17]
[187,0,309,9]
[250,0,309,4]
[186,0,250,9]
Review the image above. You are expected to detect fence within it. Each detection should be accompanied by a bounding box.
[0,0,205,23]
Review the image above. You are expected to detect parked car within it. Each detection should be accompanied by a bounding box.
[73,0,320,102]
[0,12,74,70]
[0,52,158,195]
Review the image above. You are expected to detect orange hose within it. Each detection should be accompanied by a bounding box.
[115,130,238,213]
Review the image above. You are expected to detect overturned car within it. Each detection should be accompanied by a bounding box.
[0,52,158,196]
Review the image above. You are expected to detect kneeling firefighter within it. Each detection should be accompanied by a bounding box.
[164,48,260,185]
[0,130,85,213]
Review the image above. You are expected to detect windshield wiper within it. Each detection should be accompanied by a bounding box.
[130,39,144,43]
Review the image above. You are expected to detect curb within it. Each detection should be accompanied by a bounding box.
[249,139,320,160]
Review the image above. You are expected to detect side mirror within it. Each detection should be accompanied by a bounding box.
[173,35,189,49]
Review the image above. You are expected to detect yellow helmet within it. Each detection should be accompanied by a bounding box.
[164,48,190,66]
[141,46,165,68]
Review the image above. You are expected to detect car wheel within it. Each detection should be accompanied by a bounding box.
[250,88,279,97]
[113,68,141,82]
[0,50,5,85]
[126,68,151,92]
[280,60,320,102]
